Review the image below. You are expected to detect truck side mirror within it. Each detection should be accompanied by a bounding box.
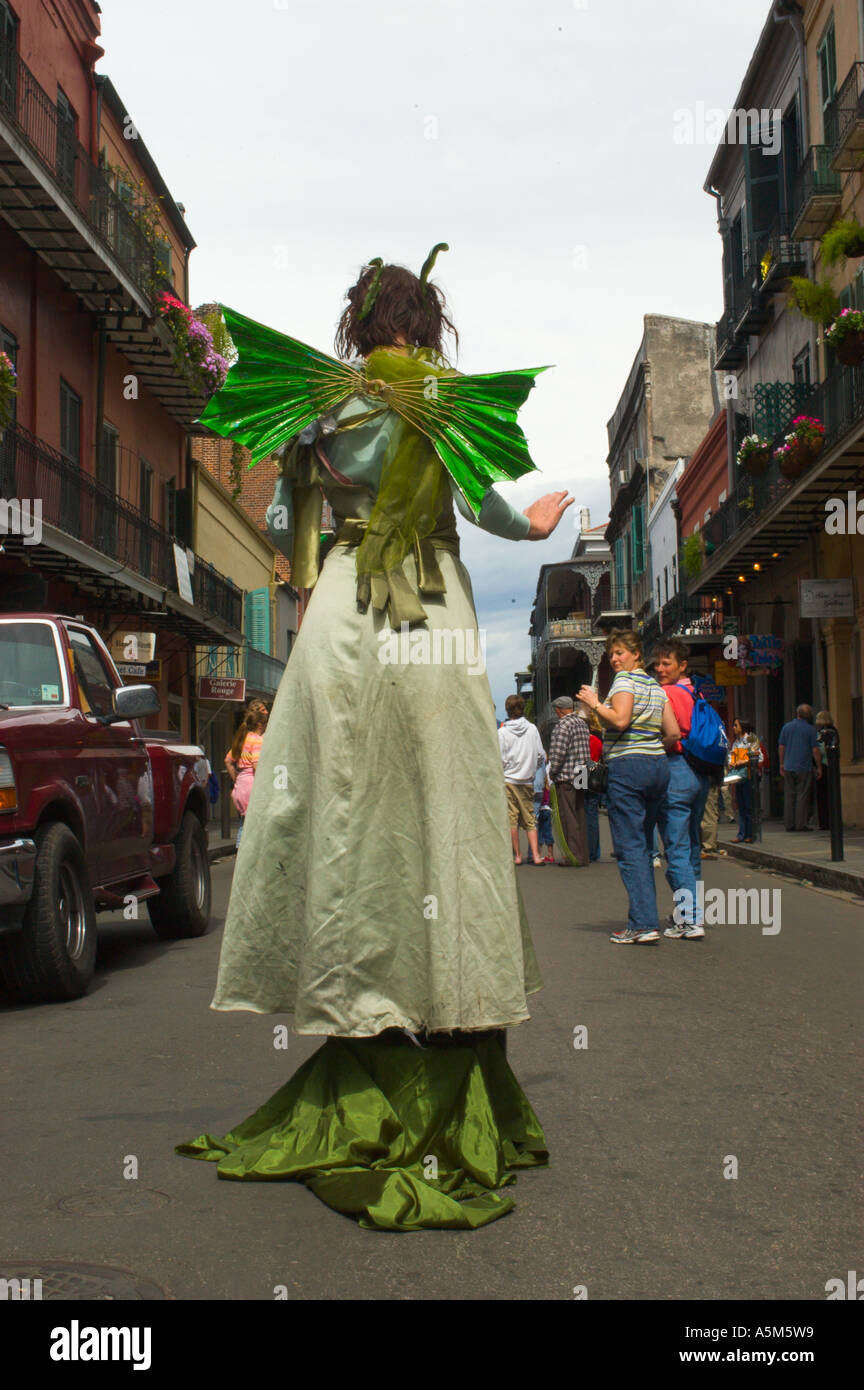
[106,683,162,723]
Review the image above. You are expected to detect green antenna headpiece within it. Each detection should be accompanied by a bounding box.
[419,242,449,292]
[356,258,384,320]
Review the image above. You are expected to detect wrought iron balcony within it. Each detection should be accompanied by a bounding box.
[641,594,725,656]
[716,306,747,370]
[596,580,633,620]
[791,145,842,238]
[751,380,814,440]
[825,62,864,171]
[752,221,806,289]
[697,355,864,579]
[0,422,242,634]
[0,39,159,305]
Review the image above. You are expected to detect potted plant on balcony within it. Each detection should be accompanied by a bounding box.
[736,433,773,476]
[0,351,17,432]
[787,276,841,325]
[822,307,864,366]
[682,531,704,579]
[821,218,864,266]
[773,415,825,480]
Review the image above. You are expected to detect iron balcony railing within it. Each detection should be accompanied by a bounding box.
[0,39,162,304]
[701,356,864,563]
[641,594,725,654]
[597,579,632,612]
[825,61,864,169]
[790,145,842,237]
[0,422,242,630]
[200,643,286,696]
[246,645,286,695]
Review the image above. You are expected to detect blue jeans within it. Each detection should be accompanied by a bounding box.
[736,777,752,839]
[656,755,710,925]
[606,755,671,933]
[585,791,601,861]
[534,799,553,847]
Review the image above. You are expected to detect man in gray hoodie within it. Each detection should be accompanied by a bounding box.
[498,694,547,865]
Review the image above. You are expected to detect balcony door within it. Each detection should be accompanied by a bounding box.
[95,423,118,556]
[59,379,81,537]
[55,85,77,192]
[0,1,18,114]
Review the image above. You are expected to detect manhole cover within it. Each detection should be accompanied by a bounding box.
[0,1263,167,1300]
[56,1189,172,1217]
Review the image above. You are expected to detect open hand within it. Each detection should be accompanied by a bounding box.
[523,491,575,540]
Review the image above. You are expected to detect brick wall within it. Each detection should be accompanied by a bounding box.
[191,435,292,584]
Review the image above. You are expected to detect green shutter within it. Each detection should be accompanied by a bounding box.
[631,503,645,577]
[614,537,625,599]
[245,587,271,655]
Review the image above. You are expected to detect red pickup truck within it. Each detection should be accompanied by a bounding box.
[0,612,212,1003]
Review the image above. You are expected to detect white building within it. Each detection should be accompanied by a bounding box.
[647,458,685,616]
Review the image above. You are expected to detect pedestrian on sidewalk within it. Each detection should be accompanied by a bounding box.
[498,694,547,865]
[578,630,679,944]
[547,695,591,866]
[815,710,838,831]
[582,704,604,862]
[533,758,555,863]
[779,704,822,831]
[225,701,269,847]
[729,718,763,842]
[653,638,710,940]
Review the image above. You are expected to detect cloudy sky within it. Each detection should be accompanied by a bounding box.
[100,0,768,715]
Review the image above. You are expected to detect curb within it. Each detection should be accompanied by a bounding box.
[208,844,237,864]
[723,842,864,897]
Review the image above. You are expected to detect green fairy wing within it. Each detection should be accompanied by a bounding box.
[196,306,364,464]
[365,354,551,515]
[198,307,551,513]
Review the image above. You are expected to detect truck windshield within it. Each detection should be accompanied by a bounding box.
[0,622,64,706]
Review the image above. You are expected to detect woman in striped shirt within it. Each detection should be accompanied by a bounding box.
[578,629,680,944]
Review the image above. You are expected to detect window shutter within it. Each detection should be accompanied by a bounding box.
[245,587,271,655]
[631,503,645,577]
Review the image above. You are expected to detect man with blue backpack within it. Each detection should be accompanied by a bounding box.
[652,639,729,940]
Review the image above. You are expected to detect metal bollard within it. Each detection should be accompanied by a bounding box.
[748,750,762,843]
[822,727,844,862]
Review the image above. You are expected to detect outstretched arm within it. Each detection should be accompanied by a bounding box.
[450,480,574,540]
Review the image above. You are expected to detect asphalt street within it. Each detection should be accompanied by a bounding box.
[4,827,862,1301]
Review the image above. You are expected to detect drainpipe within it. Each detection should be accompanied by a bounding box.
[772,1,809,150]
[707,185,737,499]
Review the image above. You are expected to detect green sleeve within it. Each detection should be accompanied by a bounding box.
[450,478,531,540]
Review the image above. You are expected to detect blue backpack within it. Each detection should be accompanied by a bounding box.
[678,683,729,769]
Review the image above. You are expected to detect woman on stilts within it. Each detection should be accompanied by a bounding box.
[177,246,572,1229]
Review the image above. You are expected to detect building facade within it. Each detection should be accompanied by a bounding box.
[0,0,243,744]
[689,0,864,824]
[603,315,719,629]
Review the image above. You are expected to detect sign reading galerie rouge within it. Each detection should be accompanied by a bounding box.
[197,677,246,701]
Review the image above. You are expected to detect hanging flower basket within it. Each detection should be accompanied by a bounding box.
[156,292,228,395]
[736,434,773,476]
[774,415,825,479]
[822,308,864,365]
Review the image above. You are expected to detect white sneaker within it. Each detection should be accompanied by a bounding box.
[652,855,662,868]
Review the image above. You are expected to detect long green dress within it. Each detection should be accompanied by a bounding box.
[177,352,549,1228]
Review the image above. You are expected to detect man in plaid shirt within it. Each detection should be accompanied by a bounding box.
[547,695,591,866]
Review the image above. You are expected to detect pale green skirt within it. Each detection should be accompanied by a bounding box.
[211,542,542,1035]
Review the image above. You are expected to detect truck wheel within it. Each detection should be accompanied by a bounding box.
[147,811,211,939]
[0,822,97,1003]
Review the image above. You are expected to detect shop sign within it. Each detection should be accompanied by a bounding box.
[714,660,746,686]
[737,634,784,670]
[198,676,246,701]
[799,578,854,618]
[117,659,162,681]
[110,631,157,663]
